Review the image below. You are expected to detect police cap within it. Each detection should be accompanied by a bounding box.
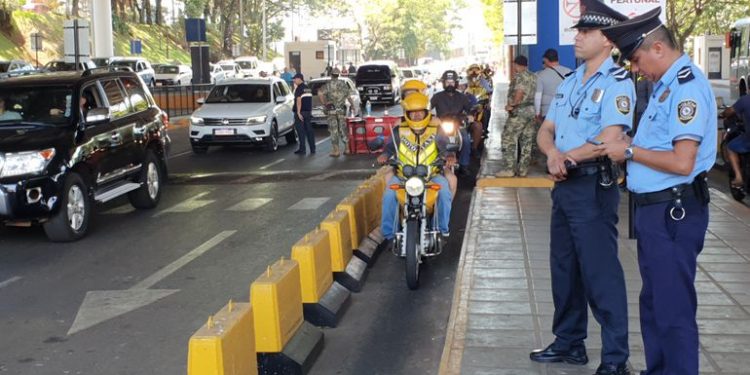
[571,0,627,29]
[601,7,663,61]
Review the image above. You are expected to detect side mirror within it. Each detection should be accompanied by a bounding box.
[85,107,111,124]
[276,96,286,104]
[196,98,205,105]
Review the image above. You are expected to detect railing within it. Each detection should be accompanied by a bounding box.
[150,83,214,118]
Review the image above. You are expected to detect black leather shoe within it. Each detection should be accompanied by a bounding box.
[294,149,306,155]
[529,344,588,365]
[594,363,630,375]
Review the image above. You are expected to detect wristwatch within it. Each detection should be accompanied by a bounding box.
[624,146,634,161]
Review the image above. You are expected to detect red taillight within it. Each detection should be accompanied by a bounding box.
[389,184,402,190]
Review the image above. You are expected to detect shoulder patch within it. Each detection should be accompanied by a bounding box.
[609,67,631,81]
[677,99,697,124]
[677,66,695,84]
[616,95,631,115]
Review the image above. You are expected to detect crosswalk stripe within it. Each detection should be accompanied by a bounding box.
[154,192,215,217]
[287,197,330,210]
[226,198,273,211]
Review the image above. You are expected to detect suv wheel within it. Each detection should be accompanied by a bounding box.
[43,173,90,242]
[129,151,164,209]
[285,127,298,144]
[192,144,208,154]
[265,122,279,152]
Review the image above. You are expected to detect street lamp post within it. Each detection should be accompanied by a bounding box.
[239,0,243,56]
[262,0,267,61]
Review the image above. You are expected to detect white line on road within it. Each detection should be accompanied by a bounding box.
[259,158,286,170]
[288,197,331,210]
[154,191,215,217]
[0,276,22,289]
[169,150,193,159]
[315,136,331,146]
[307,171,340,181]
[132,230,237,290]
[226,198,273,211]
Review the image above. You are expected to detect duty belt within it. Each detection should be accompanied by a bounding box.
[631,172,710,221]
[564,159,618,188]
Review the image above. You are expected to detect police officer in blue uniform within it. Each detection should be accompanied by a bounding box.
[533,1,633,374]
[597,8,716,375]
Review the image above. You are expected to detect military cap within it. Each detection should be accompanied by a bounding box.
[601,7,663,61]
[513,55,528,66]
[331,67,341,75]
[571,0,627,29]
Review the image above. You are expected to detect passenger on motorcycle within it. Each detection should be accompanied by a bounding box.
[431,70,482,171]
[722,94,750,188]
[401,79,428,99]
[377,92,457,248]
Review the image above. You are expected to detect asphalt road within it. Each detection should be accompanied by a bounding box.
[0,102,475,375]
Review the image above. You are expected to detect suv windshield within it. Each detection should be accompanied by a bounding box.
[402,70,414,78]
[157,65,179,74]
[236,61,254,69]
[220,65,235,71]
[46,61,77,71]
[206,84,270,103]
[111,61,137,71]
[0,86,74,125]
[310,80,328,96]
[356,65,391,82]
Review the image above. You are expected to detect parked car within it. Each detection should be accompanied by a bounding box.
[0,70,171,241]
[44,60,96,72]
[309,76,361,126]
[155,64,192,86]
[217,61,243,79]
[0,59,35,73]
[209,64,227,84]
[90,56,119,68]
[110,57,156,87]
[235,56,261,78]
[355,61,401,105]
[189,78,297,153]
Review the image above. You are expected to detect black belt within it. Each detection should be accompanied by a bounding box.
[566,164,600,178]
[632,183,697,206]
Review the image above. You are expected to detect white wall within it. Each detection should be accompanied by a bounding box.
[692,35,730,80]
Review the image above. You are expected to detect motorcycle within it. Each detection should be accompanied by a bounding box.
[719,108,749,201]
[372,120,461,289]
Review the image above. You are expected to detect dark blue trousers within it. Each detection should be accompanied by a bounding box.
[550,175,629,364]
[294,111,315,153]
[635,197,708,375]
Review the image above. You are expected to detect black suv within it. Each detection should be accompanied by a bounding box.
[0,70,170,241]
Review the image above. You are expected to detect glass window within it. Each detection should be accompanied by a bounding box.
[355,65,391,82]
[280,81,291,95]
[741,27,749,58]
[273,83,283,99]
[205,84,271,103]
[0,86,74,125]
[121,77,149,113]
[158,65,179,74]
[101,79,131,119]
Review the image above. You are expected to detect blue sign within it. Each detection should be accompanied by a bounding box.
[130,39,142,55]
[185,19,207,42]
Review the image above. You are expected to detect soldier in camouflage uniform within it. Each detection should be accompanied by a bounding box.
[497,55,537,177]
[319,68,356,157]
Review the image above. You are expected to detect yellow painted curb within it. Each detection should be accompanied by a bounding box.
[476,176,554,188]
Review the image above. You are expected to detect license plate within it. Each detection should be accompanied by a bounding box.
[369,96,378,101]
[213,128,235,136]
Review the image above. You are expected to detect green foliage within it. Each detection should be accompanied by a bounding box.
[479,0,502,46]
[667,0,748,49]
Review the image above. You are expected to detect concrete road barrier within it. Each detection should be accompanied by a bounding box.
[336,195,368,262]
[292,229,351,328]
[320,210,368,292]
[187,301,257,375]
[251,259,323,374]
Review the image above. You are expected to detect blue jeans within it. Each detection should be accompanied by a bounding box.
[380,175,452,240]
[460,128,471,167]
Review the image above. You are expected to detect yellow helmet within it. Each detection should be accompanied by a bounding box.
[467,63,482,78]
[401,79,428,93]
[401,92,431,131]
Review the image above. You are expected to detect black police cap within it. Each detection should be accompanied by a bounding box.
[601,7,663,61]
[571,0,628,29]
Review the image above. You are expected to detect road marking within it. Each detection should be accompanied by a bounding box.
[68,231,236,335]
[133,230,236,289]
[169,150,193,159]
[154,192,215,217]
[315,136,331,146]
[307,171,340,181]
[226,198,273,211]
[259,158,285,170]
[288,197,330,210]
[0,276,22,289]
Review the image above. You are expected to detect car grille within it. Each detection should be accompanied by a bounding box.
[203,118,248,126]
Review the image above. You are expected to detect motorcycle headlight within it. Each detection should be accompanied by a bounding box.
[191,116,204,125]
[247,115,267,125]
[404,177,425,196]
[441,121,455,134]
[0,148,56,178]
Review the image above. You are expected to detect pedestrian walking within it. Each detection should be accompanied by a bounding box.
[532,49,573,164]
[532,1,633,374]
[319,67,356,157]
[292,73,316,155]
[496,55,536,177]
[597,8,716,375]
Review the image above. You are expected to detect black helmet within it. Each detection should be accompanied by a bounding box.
[441,70,458,82]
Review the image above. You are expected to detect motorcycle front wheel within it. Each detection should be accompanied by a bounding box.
[405,219,420,290]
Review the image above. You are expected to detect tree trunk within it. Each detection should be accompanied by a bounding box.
[71,0,80,17]
[155,0,162,24]
[144,0,152,24]
[221,0,238,57]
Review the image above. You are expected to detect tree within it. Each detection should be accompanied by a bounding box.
[479,0,502,46]
[666,0,747,50]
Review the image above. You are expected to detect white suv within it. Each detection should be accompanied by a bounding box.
[189,78,297,153]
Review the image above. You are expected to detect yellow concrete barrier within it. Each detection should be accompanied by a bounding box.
[187,301,257,375]
[319,210,353,273]
[336,195,367,251]
[250,258,303,353]
[291,229,333,304]
[357,184,380,234]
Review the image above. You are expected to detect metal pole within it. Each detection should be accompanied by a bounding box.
[239,0,243,56]
[262,0,267,61]
[516,0,522,53]
[74,19,80,71]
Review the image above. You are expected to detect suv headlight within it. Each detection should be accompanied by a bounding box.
[247,115,267,125]
[0,148,56,178]
[384,84,392,91]
[405,177,425,196]
[191,116,204,125]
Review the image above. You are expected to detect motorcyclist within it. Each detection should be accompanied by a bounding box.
[401,79,428,99]
[377,92,457,249]
[722,94,750,188]
[430,70,480,173]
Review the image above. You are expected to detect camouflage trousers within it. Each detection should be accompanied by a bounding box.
[501,110,536,175]
[328,111,349,149]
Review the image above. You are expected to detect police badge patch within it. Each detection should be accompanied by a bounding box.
[616,96,630,115]
[678,100,697,124]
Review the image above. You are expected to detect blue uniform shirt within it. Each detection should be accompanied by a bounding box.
[627,54,717,193]
[546,57,634,153]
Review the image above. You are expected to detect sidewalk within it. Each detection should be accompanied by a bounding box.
[439,84,750,374]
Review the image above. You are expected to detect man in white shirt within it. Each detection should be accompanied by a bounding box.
[533,49,573,163]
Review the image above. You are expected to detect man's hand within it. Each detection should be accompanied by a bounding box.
[297,112,303,121]
[377,153,390,165]
[444,153,457,169]
[593,139,630,163]
[546,149,571,181]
